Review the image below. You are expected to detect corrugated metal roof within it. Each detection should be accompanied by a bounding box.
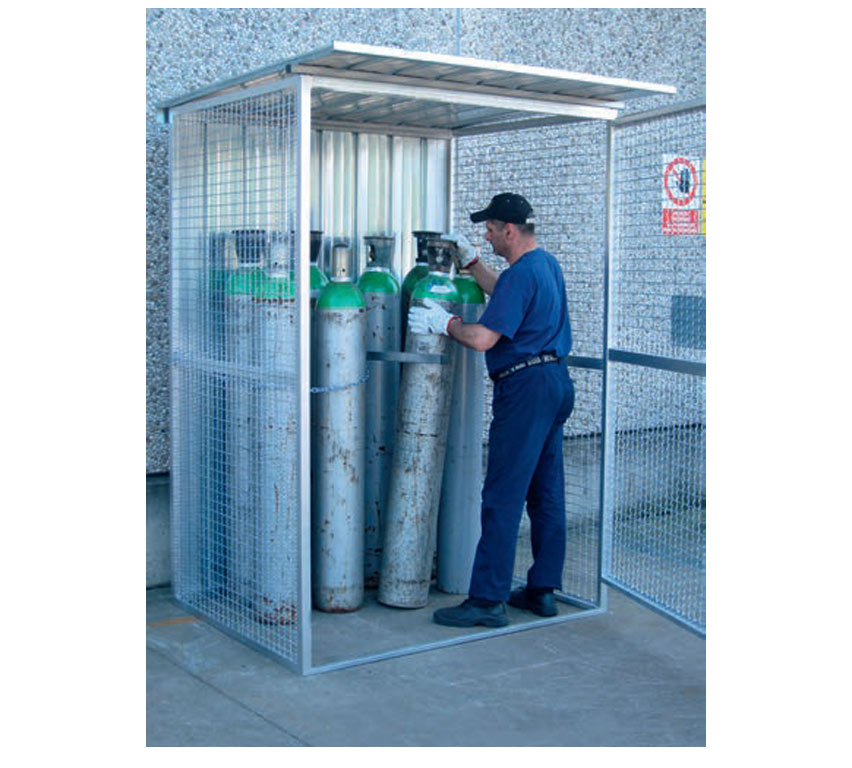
[159,41,676,133]
[289,42,676,103]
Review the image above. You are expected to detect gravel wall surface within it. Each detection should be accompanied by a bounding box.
[146,8,705,473]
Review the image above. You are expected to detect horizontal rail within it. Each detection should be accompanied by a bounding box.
[309,75,619,122]
[564,355,604,371]
[306,604,606,675]
[453,114,587,137]
[313,119,453,140]
[601,578,705,638]
[171,352,298,386]
[608,349,705,377]
[292,63,627,110]
[367,350,448,365]
[612,97,706,126]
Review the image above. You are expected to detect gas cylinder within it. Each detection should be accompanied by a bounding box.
[378,238,460,608]
[358,234,401,588]
[197,231,237,599]
[310,230,329,433]
[225,229,265,609]
[252,234,299,623]
[312,243,367,612]
[436,268,486,594]
[208,231,237,362]
[401,231,440,347]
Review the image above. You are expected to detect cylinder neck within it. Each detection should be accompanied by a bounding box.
[425,238,456,273]
[364,235,395,270]
[330,244,353,281]
[412,230,442,264]
[233,229,267,267]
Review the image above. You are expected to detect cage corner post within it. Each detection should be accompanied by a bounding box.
[296,74,314,676]
[597,120,617,606]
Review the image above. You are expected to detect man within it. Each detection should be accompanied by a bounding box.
[408,192,575,628]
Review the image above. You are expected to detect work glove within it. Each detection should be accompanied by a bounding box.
[408,297,460,336]
[442,232,479,270]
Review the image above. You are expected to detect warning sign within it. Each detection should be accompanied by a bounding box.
[662,155,702,235]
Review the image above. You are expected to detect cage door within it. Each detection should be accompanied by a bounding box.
[602,103,706,636]
[170,80,308,670]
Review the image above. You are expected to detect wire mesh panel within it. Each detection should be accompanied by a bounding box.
[170,86,303,667]
[604,105,706,634]
[454,122,608,606]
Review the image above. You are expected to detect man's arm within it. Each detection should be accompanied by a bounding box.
[408,298,501,351]
[466,259,499,296]
[441,233,499,295]
[447,317,501,351]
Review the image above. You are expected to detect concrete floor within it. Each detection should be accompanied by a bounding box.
[147,585,705,746]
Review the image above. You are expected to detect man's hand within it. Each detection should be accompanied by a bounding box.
[408,298,460,336]
[442,232,479,270]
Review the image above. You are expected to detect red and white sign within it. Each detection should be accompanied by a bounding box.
[662,155,701,235]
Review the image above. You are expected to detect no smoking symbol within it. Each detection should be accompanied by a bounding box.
[664,157,698,206]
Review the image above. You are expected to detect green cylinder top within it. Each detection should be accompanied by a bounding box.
[316,279,366,309]
[452,274,485,305]
[358,268,400,295]
[255,271,295,301]
[209,267,231,292]
[225,267,264,297]
[402,263,430,295]
[411,272,460,304]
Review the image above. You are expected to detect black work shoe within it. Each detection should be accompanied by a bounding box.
[508,587,558,617]
[433,598,509,627]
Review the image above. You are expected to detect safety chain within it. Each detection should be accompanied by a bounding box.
[309,368,370,395]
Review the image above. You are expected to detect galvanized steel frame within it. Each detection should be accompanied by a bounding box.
[302,75,607,674]
[296,76,314,673]
[167,70,696,676]
[304,602,607,675]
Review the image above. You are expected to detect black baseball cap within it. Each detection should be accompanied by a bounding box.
[470,193,536,224]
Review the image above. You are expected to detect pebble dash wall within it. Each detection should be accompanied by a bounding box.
[147,7,706,474]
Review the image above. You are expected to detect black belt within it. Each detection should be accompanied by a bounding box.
[490,353,561,382]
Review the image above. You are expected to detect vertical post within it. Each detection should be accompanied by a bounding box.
[199,120,212,597]
[315,129,323,242]
[447,136,455,232]
[296,75,313,675]
[353,131,361,279]
[597,122,617,608]
[420,137,428,228]
[168,114,180,599]
[388,138,398,273]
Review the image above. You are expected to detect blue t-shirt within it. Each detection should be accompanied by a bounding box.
[478,248,572,376]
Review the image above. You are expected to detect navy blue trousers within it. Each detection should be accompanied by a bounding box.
[468,361,574,603]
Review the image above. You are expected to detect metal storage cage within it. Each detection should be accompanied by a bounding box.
[159,42,704,675]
